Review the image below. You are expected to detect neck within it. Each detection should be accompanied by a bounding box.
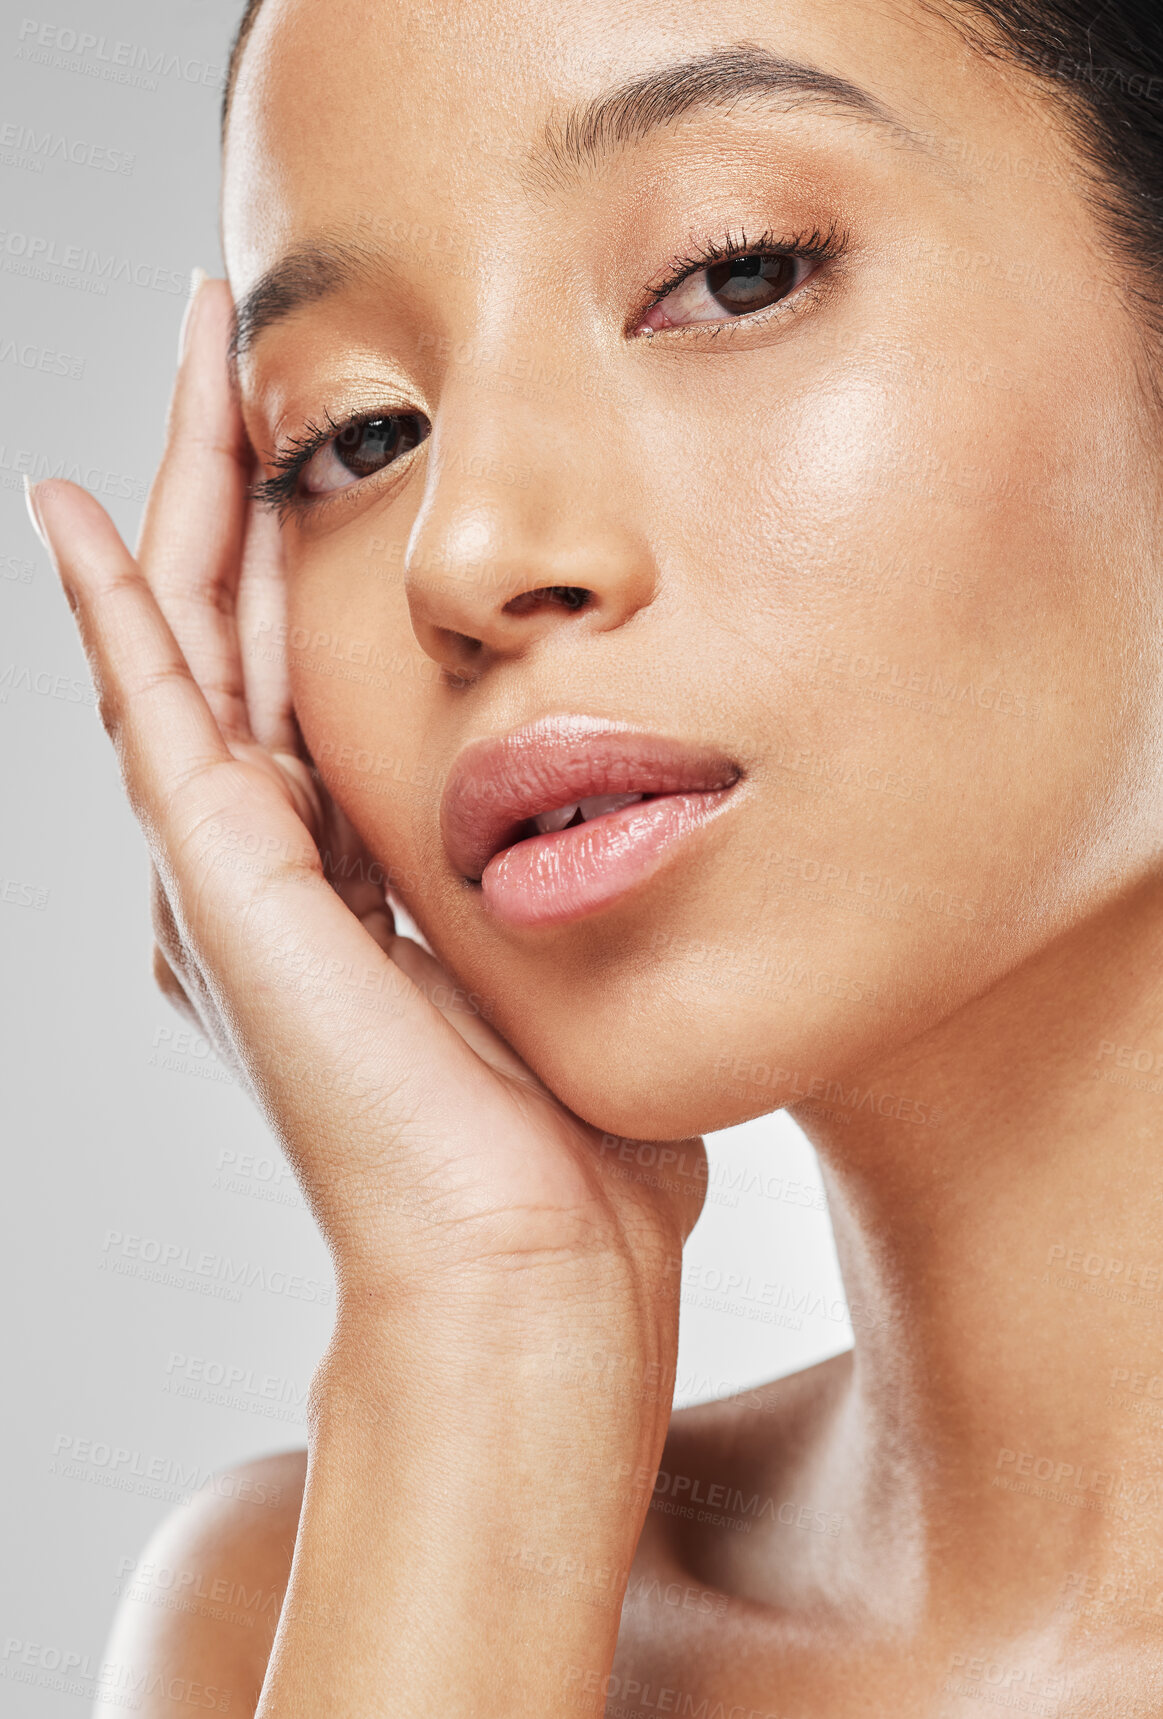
[786,876,1163,1634]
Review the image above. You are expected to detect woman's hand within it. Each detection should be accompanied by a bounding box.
[28,274,706,1313]
[31,273,709,1716]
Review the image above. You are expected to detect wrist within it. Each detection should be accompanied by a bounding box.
[260,1266,679,1719]
[308,1295,677,1520]
[325,1249,682,1418]
[312,1317,675,1450]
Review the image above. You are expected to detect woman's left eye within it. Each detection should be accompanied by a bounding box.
[300,413,429,496]
[639,251,814,333]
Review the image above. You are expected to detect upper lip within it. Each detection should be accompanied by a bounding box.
[441,714,741,881]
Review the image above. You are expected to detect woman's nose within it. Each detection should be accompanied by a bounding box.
[400,399,658,677]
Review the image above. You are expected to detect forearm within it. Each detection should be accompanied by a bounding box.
[256,1291,673,1719]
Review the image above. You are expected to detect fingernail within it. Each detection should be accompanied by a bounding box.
[24,477,74,607]
[177,266,210,364]
[23,474,48,553]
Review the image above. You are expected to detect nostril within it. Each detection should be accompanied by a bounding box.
[502,585,593,616]
[436,629,482,654]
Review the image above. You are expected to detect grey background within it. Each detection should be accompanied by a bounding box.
[0,4,848,1709]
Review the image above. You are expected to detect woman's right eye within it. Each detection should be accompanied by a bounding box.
[299,412,429,497]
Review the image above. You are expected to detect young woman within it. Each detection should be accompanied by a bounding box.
[27,0,1163,1710]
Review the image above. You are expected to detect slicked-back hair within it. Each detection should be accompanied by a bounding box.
[221,0,265,142]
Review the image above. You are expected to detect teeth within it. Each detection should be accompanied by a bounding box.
[532,802,580,834]
[532,793,644,835]
[578,793,643,820]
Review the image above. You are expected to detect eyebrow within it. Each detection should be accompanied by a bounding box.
[229,241,388,376]
[229,41,917,368]
[529,40,918,191]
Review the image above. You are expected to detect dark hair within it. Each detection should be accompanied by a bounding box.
[938,0,1163,330]
[221,0,1163,325]
[222,0,265,141]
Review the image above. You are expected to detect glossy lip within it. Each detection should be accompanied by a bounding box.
[440,714,741,884]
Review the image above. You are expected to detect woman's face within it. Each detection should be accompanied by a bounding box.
[222,0,1162,1138]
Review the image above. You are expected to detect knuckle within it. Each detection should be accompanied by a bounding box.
[95,686,123,745]
[97,655,198,775]
[134,657,197,700]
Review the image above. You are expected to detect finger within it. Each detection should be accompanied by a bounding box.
[135,275,253,743]
[235,492,300,755]
[30,478,504,1143]
[384,932,542,1084]
[313,794,534,1077]
[317,798,396,925]
[34,478,240,812]
[151,936,203,1028]
[34,476,362,990]
[149,862,228,1040]
[33,480,324,903]
[150,862,195,994]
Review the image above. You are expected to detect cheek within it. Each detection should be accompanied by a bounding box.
[486,358,1149,1124]
[760,375,1131,897]
[265,323,1156,1139]
[668,340,1133,853]
[282,539,443,892]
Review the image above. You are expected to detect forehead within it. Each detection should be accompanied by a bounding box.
[221,0,1001,287]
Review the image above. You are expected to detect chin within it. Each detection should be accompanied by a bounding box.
[383,769,1066,1143]
[450,959,904,1142]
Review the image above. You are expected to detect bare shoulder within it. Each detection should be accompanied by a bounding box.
[633,1348,855,1564]
[666,1347,855,1466]
[609,1351,855,1695]
[88,1359,852,1715]
[94,1447,308,1719]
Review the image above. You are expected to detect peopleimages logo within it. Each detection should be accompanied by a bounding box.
[50,1434,285,1506]
[0,230,187,295]
[0,1638,231,1711]
[15,19,226,92]
[0,662,96,706]
[0,443,146,499]
[0,121,135,174]
[0,337,84,378]
[710,1055,942,1126]
[99,1231,332,1306]
[163,1351,309,1422]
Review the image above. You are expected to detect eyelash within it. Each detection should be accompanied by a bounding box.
[635,216,848,338]
[248,407,418,522]
[252,216,849,520]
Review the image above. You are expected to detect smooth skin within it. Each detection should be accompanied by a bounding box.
[27,0,1163,1710]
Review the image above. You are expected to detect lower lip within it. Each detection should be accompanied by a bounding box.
[478,787,735,928]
